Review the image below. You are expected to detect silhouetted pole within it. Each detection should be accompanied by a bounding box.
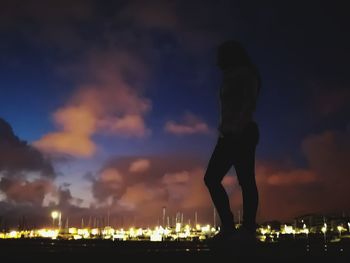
[107,208,110,227]
[58,212,62,230]
[162,207,166,227]
[213,207,217,228]
[88,216,92,228]
[65,217,69,229]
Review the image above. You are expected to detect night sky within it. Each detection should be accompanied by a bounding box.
[0,0,349,227]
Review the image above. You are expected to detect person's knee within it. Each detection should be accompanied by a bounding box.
[204,173,219,188]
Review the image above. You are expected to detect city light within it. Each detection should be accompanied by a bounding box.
[51,210,61,228]
[0,212,349,244]
[51,211,59,220]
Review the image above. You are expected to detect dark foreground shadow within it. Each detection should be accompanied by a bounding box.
[0,239,349,263]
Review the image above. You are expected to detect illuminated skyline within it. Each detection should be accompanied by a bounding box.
[0,0,349,227]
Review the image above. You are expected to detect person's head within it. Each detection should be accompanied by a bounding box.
[217,40,251,70]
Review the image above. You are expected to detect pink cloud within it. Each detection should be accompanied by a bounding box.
[164,112,211,135]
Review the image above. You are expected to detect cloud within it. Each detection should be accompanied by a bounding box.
[2,127,349,227]
[34,50,152,157]
[301,130,350,209]
[100,168,123,183]
[254,129,350,221]
[162,171,190,201]
[162,168,212,210]
[89,147,348,225]
[0,0,94,51]
[118,0,226,53]
[33,106,97,157]
[120,0,178,30]
[164,112,211,135]
[119,183,165,210]
[265,169,317,186]
[302,130,350,177]
[0,118,55,177]
[56,184,84,207]
[98,115,150,138]
[162,171,189,185]
[0,177,54,206]
[90,168,125,203]
[311,85,350,117]
[129,159,150,173]
[86,155,212,226]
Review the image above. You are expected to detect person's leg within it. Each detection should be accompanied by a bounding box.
[234,123,259,233]
[204,137,234,231]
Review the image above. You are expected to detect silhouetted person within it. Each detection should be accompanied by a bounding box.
[204,40,260,241]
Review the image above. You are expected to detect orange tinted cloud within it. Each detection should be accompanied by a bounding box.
[266,169,317,186]
[100,168,123,183]
[173,168,212,210]
[86,128,350,225]
[129,159,150,173]
[162,171,189,184]
[302,130,350,177]
[33,106,97,157]
[34,50,151,157]
[164,112,211,135]
[253,129,350,221]
[119,183,165,210]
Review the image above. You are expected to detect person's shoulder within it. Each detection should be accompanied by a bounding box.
[223,67,258,87]
[224,66,257,78]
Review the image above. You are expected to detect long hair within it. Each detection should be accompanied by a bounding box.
[217,40,261,95]
[217,40,252,70]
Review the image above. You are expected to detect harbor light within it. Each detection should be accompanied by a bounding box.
[51,210,60,228]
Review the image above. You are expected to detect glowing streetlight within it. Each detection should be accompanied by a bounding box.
[51,211,59,228]
[321,223,327,243]
[337,225,345,237]
[303,223,309,239]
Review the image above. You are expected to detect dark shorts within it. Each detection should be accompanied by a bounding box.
[220,121,259,148]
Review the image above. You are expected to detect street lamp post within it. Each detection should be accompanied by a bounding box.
[321,223,327,243]
[51,211,59,228]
